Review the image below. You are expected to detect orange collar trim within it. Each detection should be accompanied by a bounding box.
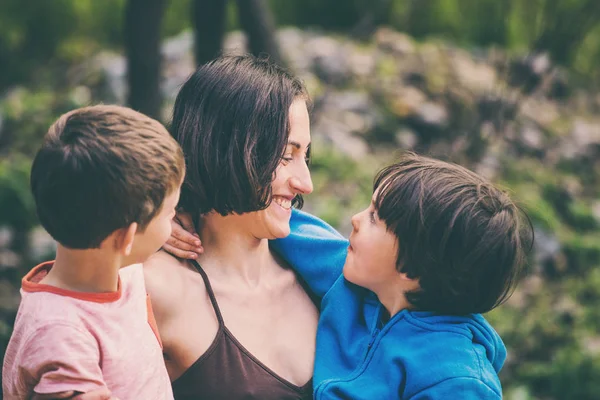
[22,261,122,303]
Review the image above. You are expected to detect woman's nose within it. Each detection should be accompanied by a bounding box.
[289,161,313,194]
[351,213,360,231]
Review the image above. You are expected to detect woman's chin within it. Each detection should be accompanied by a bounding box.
[270,224,291,239]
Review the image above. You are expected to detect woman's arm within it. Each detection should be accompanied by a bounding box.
[270,209,349,299]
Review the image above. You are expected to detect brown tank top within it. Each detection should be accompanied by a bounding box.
[171,260,314,400]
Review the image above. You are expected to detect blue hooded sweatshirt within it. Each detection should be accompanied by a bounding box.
[271,209,506,399]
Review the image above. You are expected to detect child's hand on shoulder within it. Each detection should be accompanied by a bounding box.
[162,211,203,259]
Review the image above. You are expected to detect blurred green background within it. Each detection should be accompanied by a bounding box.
[2,1,600,398]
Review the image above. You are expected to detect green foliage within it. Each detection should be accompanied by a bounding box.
[0,155,36,232]
[4,0,600,88]
[1,1,600,398]
[308,142,377,228]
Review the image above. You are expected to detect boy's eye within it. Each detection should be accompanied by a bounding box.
[369,211,376,223]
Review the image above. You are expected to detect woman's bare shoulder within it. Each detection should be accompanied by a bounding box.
[143,251,198,316]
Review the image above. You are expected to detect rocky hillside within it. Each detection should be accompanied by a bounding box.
[1,27,599,399]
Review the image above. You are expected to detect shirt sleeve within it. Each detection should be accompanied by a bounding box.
[408,377,502,400]
[270,209,350,299]
[18,322,108,396]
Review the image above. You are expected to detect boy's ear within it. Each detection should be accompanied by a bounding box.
[398,267,419,290]
[398,270,420,291]
[115,222,138,256]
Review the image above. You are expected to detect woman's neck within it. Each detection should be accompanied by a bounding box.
[196,212,281,287]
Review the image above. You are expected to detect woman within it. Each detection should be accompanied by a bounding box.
[144,55,317,399]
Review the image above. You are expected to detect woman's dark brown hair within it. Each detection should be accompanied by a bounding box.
[373,152,534,315]
[171,54,308,218]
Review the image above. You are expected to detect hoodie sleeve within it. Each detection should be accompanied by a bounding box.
[408,377,502,400]
[270,209,349,299]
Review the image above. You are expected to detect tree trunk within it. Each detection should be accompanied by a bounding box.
[236,0,284,66]
[124,0,166,120]
[193,0,228,66]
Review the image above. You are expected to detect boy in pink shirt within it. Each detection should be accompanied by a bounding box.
[2,105,185,400]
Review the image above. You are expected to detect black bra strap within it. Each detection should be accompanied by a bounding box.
[190,260,225,325]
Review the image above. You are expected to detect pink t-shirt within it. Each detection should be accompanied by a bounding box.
[2,261,173,400]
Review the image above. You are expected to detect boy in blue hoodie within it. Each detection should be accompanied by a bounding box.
[168,152,532,399]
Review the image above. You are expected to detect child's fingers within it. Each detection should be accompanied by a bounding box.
[171,219,202,249]
[175,211,197,235]
[165,235,202,254]
[162,242,198,260]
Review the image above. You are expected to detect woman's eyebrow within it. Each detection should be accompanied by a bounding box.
[288,140,301,149]
[288,141,311,150]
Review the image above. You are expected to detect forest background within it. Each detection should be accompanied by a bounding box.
[2,1,600,398]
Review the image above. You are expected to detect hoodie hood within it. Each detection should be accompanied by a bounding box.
[402,311,507,372]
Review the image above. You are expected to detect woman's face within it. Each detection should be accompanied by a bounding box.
[243,98,313,239]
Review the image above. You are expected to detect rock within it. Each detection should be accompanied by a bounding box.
[584,336,600,356]
[307,36,352,85]
[0,250,20,270]
[420,44,450,94]
[0,226,12,249]
[549,70,570,99]
[0,109,4,142]
[395,128,418,149]
[416,102,448,128]
[520,98,560,128]
[348,48,376,78]
[508,52,552,92]
[561,118,600,159]
[311,91,377,159]
[28,226,56,263]
[78,51,127,104]
[312,117,369,160]
[533,227,564,274]
[591,201,600,223]
[162,30,194,62]
[388,86,427,118]
[374,27,416,56]
[0,279,20,312]
[278,28,311,71]
[531,53,551,75]
[519,123,545,153]
[69,86,92,106]
[451,50,497,94]
[161,31,196,103]
[223,31,248,54]
[475,148,501,180]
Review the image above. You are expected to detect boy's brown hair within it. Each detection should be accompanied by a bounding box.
[31,105,185,249]
[374,152,533,315]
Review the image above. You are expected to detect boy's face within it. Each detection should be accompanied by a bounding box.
[126,186,181,265]
[343,192,401,294]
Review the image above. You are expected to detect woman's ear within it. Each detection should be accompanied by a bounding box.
[114,222,138,256]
